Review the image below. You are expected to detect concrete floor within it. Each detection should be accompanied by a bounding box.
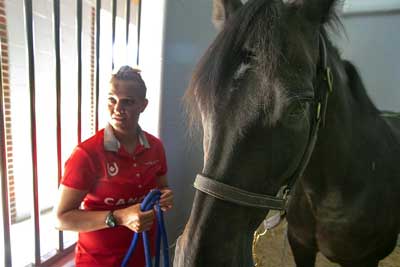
[253,221,400,267]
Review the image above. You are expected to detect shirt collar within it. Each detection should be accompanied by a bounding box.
[104,124,150,152]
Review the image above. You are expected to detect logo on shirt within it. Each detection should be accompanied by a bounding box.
[144,160,159,165]
[104,194,149,206]
[107,162,119,177]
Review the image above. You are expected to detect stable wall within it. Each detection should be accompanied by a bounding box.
[337,11,400,111]
[158,0,214,255]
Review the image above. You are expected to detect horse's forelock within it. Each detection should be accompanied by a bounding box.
[185,0,281,124]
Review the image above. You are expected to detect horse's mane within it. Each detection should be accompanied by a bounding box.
[321,23,380,115]
[342,59,380,114]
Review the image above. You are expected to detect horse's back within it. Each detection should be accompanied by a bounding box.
[381,112,400,145]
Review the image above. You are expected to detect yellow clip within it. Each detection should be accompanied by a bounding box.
[326,67,333,93]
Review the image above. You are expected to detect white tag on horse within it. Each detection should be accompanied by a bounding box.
[263,212,284,230]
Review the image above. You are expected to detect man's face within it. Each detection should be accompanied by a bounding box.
[107,81,148,134]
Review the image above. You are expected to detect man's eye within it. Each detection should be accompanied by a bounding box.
[108,98,116,104]
[121,99,135,106]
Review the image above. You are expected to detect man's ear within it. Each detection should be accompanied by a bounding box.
[140,99,148,113]
[283,0,339,24]
[212,0,243,31]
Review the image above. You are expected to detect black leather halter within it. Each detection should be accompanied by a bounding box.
[194,34,334,210]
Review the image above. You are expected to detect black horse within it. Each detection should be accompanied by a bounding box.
[174,0,400,266]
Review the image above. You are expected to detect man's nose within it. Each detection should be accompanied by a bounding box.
[114,101,124,113]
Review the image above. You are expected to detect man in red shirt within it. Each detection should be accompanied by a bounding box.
[55,66,173,267]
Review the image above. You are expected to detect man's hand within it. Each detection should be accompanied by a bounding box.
[115,203,154,233]
[159,188,174,211]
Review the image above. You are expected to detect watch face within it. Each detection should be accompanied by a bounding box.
[106,212,117,228]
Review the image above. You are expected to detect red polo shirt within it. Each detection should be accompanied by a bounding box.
[61,125,167,267]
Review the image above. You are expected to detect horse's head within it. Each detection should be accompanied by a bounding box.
[175,0,340,266]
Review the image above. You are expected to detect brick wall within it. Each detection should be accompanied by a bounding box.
[90,6,95,133]
[0,0,16,223]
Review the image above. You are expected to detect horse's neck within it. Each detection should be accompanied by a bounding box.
[304,56,385,191]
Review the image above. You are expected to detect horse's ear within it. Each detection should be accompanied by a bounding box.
[284,0,339,24]
[212,0,243,31]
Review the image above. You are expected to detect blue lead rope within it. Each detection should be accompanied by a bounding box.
[121,190,169,267]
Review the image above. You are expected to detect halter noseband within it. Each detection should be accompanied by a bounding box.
[194,34,334,211]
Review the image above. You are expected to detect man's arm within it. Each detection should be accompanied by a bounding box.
[54,185,154,232]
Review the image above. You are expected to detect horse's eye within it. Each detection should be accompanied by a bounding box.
[287,101,308,117]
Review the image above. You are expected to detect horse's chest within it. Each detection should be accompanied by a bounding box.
[316,191,373,235]
[315,217,386,262]
[314,193,392,260]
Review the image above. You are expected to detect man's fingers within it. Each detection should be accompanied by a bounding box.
[141,210,154,222]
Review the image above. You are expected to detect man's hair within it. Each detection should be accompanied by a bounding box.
[110,65,147,98]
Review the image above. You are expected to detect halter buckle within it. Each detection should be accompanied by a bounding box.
[326,67,334,93]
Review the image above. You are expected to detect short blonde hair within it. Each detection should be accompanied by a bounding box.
[110,65,147,98]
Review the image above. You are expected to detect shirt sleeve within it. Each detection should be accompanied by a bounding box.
[61,146,97,191]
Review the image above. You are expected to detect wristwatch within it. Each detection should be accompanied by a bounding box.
[105,211,117,228]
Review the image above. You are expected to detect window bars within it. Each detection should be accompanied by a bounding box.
[0,0,141,265]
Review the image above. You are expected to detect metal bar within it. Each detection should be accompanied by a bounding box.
[137,0,142,65]
[95,0,101,131]
[125,0,130,47]
[111,0,116,70]
[53,0,64,251]
[77,0,82,143]
[0,33,12,267]
[23,0,41,264]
